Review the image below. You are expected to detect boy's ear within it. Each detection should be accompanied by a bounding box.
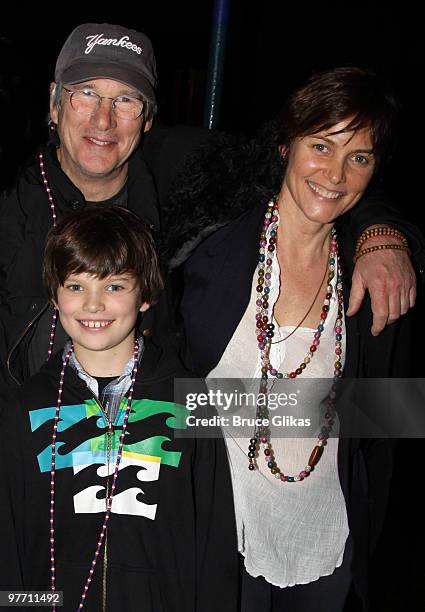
[139,302,150,313]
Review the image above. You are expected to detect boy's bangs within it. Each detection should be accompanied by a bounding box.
[59,240,140,285]
[58,244,137,285]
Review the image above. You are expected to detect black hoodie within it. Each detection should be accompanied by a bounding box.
[0,340,238,612]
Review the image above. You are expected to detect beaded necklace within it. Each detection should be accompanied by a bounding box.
[39,152,59,360]
[49,340,140,611]
[248,198,344,481]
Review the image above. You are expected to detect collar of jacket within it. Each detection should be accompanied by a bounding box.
[40,142,160,230]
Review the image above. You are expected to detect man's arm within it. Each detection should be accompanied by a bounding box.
[344,186,425,334]
[348,236,417,336]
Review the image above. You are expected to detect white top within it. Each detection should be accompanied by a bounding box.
[207,228,349,588]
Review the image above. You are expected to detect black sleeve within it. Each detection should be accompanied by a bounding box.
[171,371,239,609]
[358,302,413,554]
[0,189,26,305]
[0,398,26,588]
[363,438,397,554]
[141,267,185,352]
[140,123,216,207]
[193,429,239,612]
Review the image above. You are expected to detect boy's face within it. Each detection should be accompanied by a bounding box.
[56,272,149,371]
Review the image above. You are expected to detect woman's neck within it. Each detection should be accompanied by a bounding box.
[276,194,334,264]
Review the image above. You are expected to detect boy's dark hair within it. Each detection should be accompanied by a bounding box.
[276,66,399,169]
[43,205,164,304]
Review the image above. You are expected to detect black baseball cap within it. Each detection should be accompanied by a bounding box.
[55,23,157,102]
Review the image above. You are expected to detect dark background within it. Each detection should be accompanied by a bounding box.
[1,3,424,610]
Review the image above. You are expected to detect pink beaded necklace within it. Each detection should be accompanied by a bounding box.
[49,340,140,611]
[39,151,59,360]
[248,197,344,481]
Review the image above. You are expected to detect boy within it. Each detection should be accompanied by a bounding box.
[0,206,238,611]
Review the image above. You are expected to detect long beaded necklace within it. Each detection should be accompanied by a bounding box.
[248,197,344,481]
[49,340,140,611]
[39,152,59,360]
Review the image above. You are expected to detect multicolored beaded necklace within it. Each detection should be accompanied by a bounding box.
[248,197,344,482]
[39,152,59,360]
[49,340,140,611]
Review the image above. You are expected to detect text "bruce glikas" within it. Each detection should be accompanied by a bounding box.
[186,415,311,427]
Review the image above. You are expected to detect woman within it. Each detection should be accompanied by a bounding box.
[181,67,412,611]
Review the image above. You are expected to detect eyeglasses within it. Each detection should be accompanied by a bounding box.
[62,86,144,120]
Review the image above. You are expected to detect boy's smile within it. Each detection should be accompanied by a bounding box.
[78,319,113,329]
[56,272,149,375]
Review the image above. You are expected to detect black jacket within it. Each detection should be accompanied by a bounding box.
[180,202,413,610]
[0,339,239,612]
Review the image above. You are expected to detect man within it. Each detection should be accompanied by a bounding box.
[0,24,163,385]
[0,22,421,386]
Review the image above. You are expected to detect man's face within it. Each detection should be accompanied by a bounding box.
[50,78,152,185]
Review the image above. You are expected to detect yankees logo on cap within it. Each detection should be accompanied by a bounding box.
[55,23,157,103]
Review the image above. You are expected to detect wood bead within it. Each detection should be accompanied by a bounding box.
[308,445,323,467]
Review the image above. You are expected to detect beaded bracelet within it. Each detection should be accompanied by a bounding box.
[355,226,408,253]
[354,243,411,263]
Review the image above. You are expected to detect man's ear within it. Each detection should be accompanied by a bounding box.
[143,119,153,134]
[50,82,59,125]
[139,302,150,313]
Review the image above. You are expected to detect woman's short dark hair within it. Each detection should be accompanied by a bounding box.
[43,205,163,304]
[276,66,399,168]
